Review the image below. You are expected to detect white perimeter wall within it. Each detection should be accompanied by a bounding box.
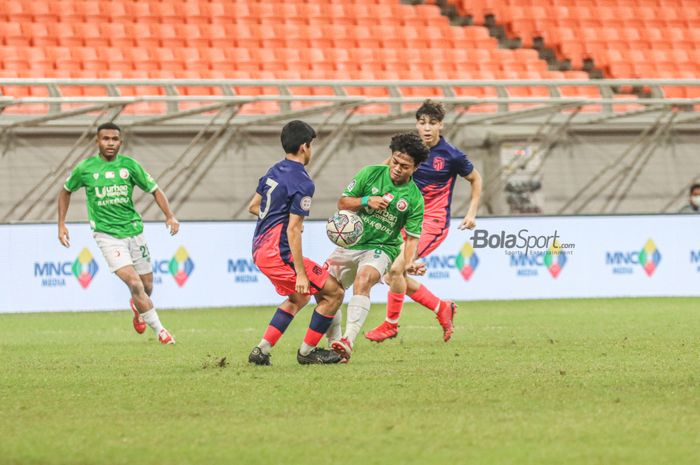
[1,215,699,313]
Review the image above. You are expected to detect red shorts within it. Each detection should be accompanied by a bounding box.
[402,227,450,259]
[255,254,329,297]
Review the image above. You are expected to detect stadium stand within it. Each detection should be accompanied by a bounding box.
[0,0,653,115]
[437,0,699,99]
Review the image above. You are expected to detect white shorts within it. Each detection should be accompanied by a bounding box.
[325,247,392,290]
[93,232,152,275]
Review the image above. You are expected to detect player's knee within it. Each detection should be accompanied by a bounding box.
[289,295,311,312]
[354,273,376,295]
[126,278,145,296]
[143,282,153,296]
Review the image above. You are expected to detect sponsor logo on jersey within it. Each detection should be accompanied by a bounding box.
[382,193,394,203]
[92,173,99,180]
[346,180,356,192]
[300,196,312,211]
[396,198,408,212]
[105,171,115,179]
[371,187,379,194]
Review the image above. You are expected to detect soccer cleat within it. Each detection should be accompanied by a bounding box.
[436,301,457,342]
[158,328,175,345]
[130,299,147,334]
[248,347,271,366]
[297,347,342,365]
[330,337,353,362]
[364,321,398,342]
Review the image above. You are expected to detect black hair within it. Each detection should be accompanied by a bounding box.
[389,132,429,166]
[415,99,446,122]
[690,183,700,194]
[281,120,316,155]
[97,122,122,135]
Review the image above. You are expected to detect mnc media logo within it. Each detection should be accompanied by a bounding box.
[227,257,261,283]
[455,242,479,280]
[169,246,194,287]
[605,239,661,277]
[34,247,99,288]
[691,250,700,272]
[509,243,567,278]
[73,247,99,288]
[543,243,567,278]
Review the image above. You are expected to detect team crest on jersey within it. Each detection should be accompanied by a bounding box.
[300,196,312,211]
[396,198,408,212]
[433,157,445,171]
[119,168,129,179]
[105,171,115,179]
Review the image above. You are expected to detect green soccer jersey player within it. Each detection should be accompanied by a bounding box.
[325,132,429,362]
[57,122,179,345]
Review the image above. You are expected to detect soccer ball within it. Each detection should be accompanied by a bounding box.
[326,210,364,248]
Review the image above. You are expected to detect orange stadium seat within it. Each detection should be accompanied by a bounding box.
[0,0,696,115]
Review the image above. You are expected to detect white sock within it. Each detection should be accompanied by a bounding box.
[258,339,273,355]
[326,308,343,343]
[299,343,315,356]
[344,295,371,344]
[140,308,164,335]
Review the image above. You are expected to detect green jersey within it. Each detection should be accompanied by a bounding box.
[64,154,158,238]
[342,165,424,261]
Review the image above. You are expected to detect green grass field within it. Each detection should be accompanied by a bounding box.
[1,298,699,465]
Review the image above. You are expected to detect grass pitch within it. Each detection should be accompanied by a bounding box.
[1,298,699,465]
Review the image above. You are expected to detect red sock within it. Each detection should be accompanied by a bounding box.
[303,310,334,347]
[262,308,294,346]
[386,291,405,323]
[408,284,441,313]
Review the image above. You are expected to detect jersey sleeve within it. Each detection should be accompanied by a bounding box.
[290,181,315,217]
[342,166,375,197]
[452,150,474,177]
[404,188,425,238]
[130,159,158,193]
[63,162,85,192]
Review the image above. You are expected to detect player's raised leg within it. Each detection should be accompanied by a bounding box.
[115,265,174,344]
[365,253,405,342]
[406,276,456,342]
[334,264,382,359]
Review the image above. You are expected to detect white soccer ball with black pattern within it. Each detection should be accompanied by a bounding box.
[326,210,364,248]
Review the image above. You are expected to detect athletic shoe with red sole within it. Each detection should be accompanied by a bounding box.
[130,299,147,334]
[436,301,457,342]
[158,328,175,345]
[364,321,398,342]
[331,337,353,362]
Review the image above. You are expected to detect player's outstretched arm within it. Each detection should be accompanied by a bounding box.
[248,193,262,217]
[57,188,72,248]
[459,169,483,230]
[338,195,388,212]
[287,213,309,294]
[403,236,426,276]
[152,188,180,235]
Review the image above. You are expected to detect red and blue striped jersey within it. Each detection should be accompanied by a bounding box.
[412,136,473,232]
